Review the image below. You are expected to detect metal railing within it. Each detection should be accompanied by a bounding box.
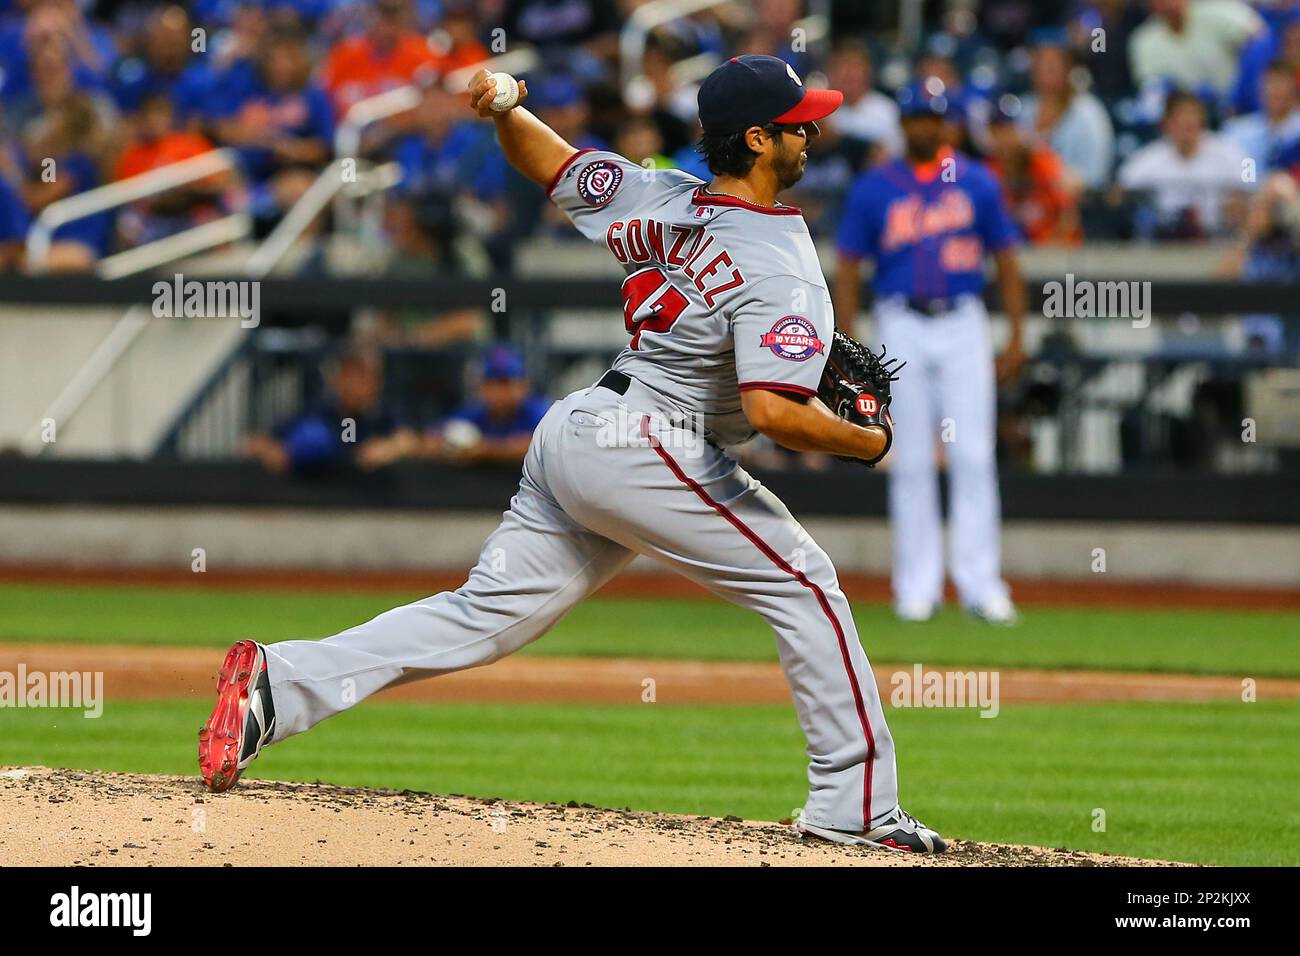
[332,49,544,161]
[18,156,401,456]
[153,158,405,458]
[25,148,244,273]
[97,214,251,280]
[333,86,422,170]
[619,0,830,97]
[620,0,725,96]
[331,49,540,232]
[19,149,250,455]
[18,304,157,455]
[245,158,403,275]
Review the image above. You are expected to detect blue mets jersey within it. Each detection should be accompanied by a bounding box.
[835,149,1019,300]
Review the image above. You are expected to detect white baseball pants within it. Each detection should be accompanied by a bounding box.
[875,295,1010,612]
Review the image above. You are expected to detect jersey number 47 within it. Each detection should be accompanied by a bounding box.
[622,267,687,349]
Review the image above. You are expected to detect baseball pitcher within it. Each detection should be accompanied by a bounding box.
[834,79,1028,625]
[199,55,946,853]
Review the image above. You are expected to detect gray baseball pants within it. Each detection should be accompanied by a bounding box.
[263,376,899,831]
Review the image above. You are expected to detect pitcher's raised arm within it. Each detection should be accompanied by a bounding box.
[469,69,576,188]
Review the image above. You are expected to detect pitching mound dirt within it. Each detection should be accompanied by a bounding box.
[2,767,1178,867]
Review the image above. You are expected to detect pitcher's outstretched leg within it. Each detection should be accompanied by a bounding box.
[199,467,632,791]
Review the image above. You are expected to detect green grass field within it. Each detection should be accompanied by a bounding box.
[3,697,1297,866]
[2,582,1297,676]
[3,580,1298,865]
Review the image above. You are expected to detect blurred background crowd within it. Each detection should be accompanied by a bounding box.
[1,0,1298,477]
[9,0,1300,264]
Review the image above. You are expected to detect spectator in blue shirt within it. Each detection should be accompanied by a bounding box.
[1218,170,1300,356]
[1225,61,1300,171]
[1230,7,1300,116]
[0,168,29,270]
[428,345,551,465]
[244,348,411,476]
[0,0,117,104]
[11,42,116,270]
[197,2,267,122]
[111,5,215,128]
[393,78,507,207]
[3,17,119,141]
[208,25,332,220]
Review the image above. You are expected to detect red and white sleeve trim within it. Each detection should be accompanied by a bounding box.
[738,381,818,398]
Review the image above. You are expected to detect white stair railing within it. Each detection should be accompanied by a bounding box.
[161,158,404,457]
[332,49,540,232]
[19,156,401,456]
[20,149,250,455]
[619,0,730,97]
[620,1,831,99]
[246,158,402,274]
[25,148,243,273]
[97,214,252,280]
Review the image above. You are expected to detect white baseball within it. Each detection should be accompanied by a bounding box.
[443,419,483,451]
[487,72,520,112]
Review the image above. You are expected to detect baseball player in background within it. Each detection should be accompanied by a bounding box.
[198,55,948,853]
[834,79,1027,625]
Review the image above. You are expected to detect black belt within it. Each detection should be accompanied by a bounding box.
[595,369,631,395]
[906,296,956,316]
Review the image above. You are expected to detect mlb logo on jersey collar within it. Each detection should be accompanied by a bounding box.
[691,186,803,216]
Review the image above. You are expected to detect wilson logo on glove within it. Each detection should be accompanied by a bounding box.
[818,329,905,468]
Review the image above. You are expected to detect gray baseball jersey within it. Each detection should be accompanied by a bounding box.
[550,148,835,447]
[258,146,902,835]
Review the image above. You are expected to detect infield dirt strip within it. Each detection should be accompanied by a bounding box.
[1,645,1226,865]
[0,768,1181,866]
[2,643,1291,705]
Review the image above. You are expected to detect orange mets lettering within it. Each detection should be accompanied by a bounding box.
[881,191,976,251]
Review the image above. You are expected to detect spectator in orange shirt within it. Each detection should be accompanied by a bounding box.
[322,0,486,121]
[114,94,216,182]
[435,1,492,76]
[113,92,228,245]
[983,95,1083,245]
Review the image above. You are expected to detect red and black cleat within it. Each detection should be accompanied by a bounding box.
[198,640,276,793]
[796,806,946,853]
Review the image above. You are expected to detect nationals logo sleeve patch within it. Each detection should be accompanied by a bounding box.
[577,161,624,206]
[760,316,825,361]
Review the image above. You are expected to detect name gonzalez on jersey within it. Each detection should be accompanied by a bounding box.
[605,216,746,307]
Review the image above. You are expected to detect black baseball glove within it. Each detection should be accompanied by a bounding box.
[817,329,905,467]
